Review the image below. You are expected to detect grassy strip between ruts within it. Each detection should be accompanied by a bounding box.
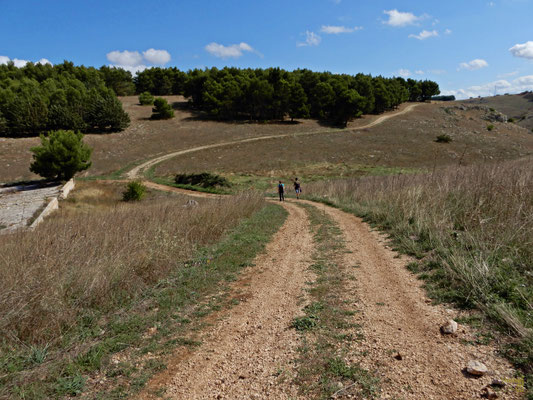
[290,202,379,399]
[2,203,287,400]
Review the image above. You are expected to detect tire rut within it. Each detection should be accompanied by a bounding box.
[308,201,521,400]
[139,201,313,400]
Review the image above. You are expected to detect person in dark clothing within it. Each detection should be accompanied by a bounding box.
[278,181,285,201]
[293,178,302,200]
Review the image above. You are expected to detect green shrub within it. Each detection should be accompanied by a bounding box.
[30,130,92,181]
[435,134,452,143]
[508,117,515,123]
[151,98,174,120]
[138,92,154,106]
[487,124,494,131]
[122,181,146,201]
[175,172,230,188]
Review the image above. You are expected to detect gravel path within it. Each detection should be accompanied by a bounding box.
[140,201,313,399]
[135,197,520,399]
[310,201,521,400]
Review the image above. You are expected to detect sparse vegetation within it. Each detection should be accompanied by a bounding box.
[30,130,92,180]
[122,180,146,201]
[487,124,494,131]
[307,160,533,395]
[151,97,174,120]
[138,91,155,105]
[435,134,452,143]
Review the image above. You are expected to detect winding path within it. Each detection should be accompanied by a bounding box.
[125,103,421,179]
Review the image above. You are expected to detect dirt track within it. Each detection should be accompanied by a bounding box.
[136,197,519,400]
[126,104,421,179]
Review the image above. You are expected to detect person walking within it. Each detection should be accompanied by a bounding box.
[293,178,302,200]
[278,180,285,202]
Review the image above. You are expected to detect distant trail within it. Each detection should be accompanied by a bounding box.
[125,103,421,179]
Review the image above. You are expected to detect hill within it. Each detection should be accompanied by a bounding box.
[1,96,532,184]
[462,91,533,130]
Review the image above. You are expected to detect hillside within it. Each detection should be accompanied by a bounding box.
[462,91,533,130]
[1,96,532,185]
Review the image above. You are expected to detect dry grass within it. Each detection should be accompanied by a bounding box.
[307,159,532,334]
[307,159,533,392]
[0,192,263,345]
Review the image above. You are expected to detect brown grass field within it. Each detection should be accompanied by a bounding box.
[2,95,532,185]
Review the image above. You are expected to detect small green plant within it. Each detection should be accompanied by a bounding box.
[122,181,146,201]
[435,134,452,143]
[55,374,86,396]
[151,98,174,120]
[175,172,230,188]
[138,92,154,106]
[508,117,515,123]
[487,124,494,131]
[291,315,318,331]
[489,107,495,112]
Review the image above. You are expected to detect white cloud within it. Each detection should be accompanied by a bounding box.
[36,58,52,65]
[444,29,452,35]
[205,42,257,58]
[415,70,424,75]
[297,31,321,47]
[320,25,362,34]
[142,48,171,65]
[106,48,172,74]
[442,75,533,99]
[398,69,411,77]
[106,50,144,67]
[513,75,533,86]
[458,59,489,71]
[509,41,533,60]
[409,30,438,40]
[498,70,519,78]
[383,9,422,27]
[0,56,33,67]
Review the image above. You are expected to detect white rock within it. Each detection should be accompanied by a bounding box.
[466,360,488,376]
[440,319,458,334]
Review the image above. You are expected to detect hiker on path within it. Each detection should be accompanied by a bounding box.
[278,181,285,202]
[293,178,302,200]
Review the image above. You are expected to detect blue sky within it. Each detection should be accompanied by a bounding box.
[1,0,532,99]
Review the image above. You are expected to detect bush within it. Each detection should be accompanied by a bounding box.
[151,98,174,120]
[508,117,515,123]
[122,181,146,201]
[175,172,230,188]
[30,130,92,181]
[435,134,452,143]
[487,124,495,131]
[138,91,154,105]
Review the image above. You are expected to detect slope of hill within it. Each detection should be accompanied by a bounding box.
[462,92,533,130]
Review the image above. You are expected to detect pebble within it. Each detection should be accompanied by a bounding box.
[440,319,458,334]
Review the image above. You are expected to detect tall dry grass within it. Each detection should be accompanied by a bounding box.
[0,193,263,344]
[308,159,533,337]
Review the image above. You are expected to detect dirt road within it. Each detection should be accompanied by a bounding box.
[137,197,520,400]
[126,104,421,180]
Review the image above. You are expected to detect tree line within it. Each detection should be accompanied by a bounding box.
[0,61,440,136]
[0,61,131,137]
[134,67,440,126]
